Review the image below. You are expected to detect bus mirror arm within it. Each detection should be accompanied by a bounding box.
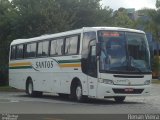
[96,43,101,56]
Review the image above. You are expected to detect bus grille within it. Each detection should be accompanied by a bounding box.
[112,88,144,94]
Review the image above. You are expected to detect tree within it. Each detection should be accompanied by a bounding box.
[136,8,160,41]
[0,0,17,84]
[56,0,113,28]
[8,0,113,38]
[0,0,15,67]
[11,0,75,38]
[156,0,160,8]
[112,8,134,28]
[136,5,160,77]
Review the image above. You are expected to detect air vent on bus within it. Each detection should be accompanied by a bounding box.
[113,75,144,78]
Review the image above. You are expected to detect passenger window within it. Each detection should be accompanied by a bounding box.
[56,39,64,55]
[25,43,36,58]
[50,40,57,56]
[65,36,79,55]
[11,46,16,60]
[16,44,24,59]
[37,41,49,57]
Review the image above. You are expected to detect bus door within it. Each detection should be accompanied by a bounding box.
[87,45,98,98]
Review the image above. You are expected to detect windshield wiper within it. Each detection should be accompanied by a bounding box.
[127,56,142,73]
[129,66,143,73]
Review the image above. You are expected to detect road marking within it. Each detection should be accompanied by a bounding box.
[0,99,19,103]
[10,100,19,103]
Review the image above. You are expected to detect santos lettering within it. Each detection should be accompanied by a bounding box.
[36,61,54,69]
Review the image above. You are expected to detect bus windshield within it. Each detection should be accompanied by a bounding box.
[98,31,151,74]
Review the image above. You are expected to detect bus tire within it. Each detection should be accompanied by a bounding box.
[71,81,86,102]
[114,96,126,103]
[26,80,34,96]
[26,80,42,97]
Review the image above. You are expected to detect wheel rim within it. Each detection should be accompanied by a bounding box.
[28,83,33,95]
[76,86,82,100]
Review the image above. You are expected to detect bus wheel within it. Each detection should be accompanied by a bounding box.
[72,82,85,102]
[26,80,34,96]
[76,84,83,101]
[26,80,42,97]
[114,96,126,103]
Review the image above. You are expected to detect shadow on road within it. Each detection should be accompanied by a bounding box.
[16,93,144,105]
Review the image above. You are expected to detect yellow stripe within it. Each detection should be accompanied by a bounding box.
[10,62,81,68]
[59,64,81,68]
[9,62,32,67]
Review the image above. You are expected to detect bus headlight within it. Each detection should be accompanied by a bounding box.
[98,79,114,85]
[144,80,151,85]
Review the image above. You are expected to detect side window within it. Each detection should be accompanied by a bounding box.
[50,40,57,56]
[65,36,79,55]
[37,41,49,57]
[56,39,64,55]
[88,45,97,77]
[81,31,96,76]
[25,43,37,58]
[10,46,16,60]
[16,44,24,59]
[82,32,96,56]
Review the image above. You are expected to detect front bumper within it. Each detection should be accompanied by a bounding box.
[96,83,151,99]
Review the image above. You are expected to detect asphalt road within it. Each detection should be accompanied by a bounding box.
[0,84,160,119]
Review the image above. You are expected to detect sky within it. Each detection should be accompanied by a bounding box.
[101,0,157,10]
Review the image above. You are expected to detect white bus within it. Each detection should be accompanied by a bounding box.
[9,27,152,102]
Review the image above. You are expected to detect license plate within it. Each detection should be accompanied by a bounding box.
[124,88,134,92]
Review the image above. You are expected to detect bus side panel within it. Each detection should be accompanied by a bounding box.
[57,68,89,96]
[9,67,28,90]
[50,55,89,95]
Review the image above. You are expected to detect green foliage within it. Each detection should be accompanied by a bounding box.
[8,0,113,38]
[0,0,15,67]
[136,8,160,43]
[11,0,75,38]
[153,56,160,71]
[112,8,134,28]
[135,5,160,77]
[54,0,113,28]
[138,10,160,76]
[156,0,160,9]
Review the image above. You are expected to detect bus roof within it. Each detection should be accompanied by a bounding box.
[11,27,145,45]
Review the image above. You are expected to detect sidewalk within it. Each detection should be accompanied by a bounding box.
[0,86,24,92]
[152,79,160,84]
